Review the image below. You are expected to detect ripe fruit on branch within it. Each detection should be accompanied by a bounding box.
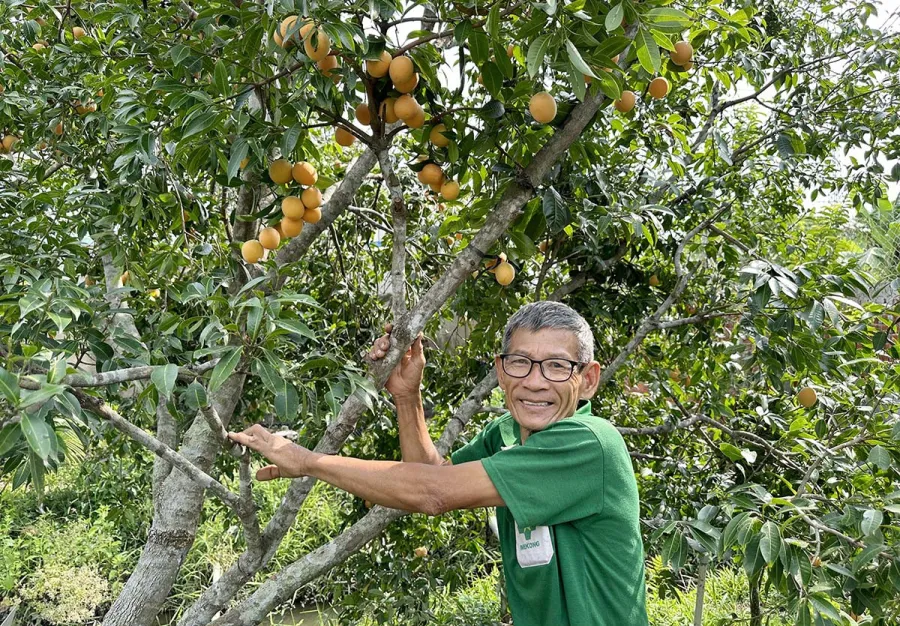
[281,218,303,237]
[388,55,415,85]
[614,90,636,112]
[269,159,293,184]
[649,274,660,287]
[292,161,317,186]
[258,227,281,250]
[335,127,355,146]
[0,135,19,154]
[797,387,817,408]
[72,26,86,39]
[317,54,339,80]
[529,92,556,124]
[414,547,428,558]
[242,240,264,263]
[301,187,322,209]
[394,73,419,93]
[648,77,670,99]
[429,123,450,147]
[440,180,459,201]
[366,50,392,77]
[274,16,298,48]
[419,163,443,185]
[670,41,693,66]
[380,98,399,123]
[282,196,305,219]
[303,26,330,62]
[494,262,515,286]
[394,94,419,121]
[406,107,425,129]
[302,207,322,223]
[355,103,371,126]
[75,100,97,115]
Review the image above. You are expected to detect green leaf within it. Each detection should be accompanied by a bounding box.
[868,445,891,470]
[227,137,249,182]
[777,133,794,159]
[21,412,55,461]
[182,112,219,139]
[809,593,841,621]
[208,347,242,394]
[644,8,692,26]
[605,2,624,31]
[275,381,299,420]
[861,509,883,537]
[722,512,752,552]
[482,62,503,99]
[662,531,687,570]
[0,424,22,456]
[486,4,500,39]
[468,31,490,64]
[20,384,65,409]
[0,366,19,404]
[281,123,303,158]
[851,541,884,573]
[274,319,316,340]
[252,359,282,395]
[184,381,208,410]
[54,392,82,421]
[719,442,743,461]
[566,40,595,78]
[542,186,571,234]
[759,521,782,565]
[214,60,229,97]
[480,100,506,119]
[634,28,661,74]
[526,34,551,78]
[151,364,179,399]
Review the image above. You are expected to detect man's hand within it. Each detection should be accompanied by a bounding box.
[227,424,309,481]
[368,323,425,400]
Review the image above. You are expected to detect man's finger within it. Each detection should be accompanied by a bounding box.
[411,334,424,358]
[227,431,255,447]
[384,323,393,333]
[256,465,282,481]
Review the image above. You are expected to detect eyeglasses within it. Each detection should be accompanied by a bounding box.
[499,354,585,383]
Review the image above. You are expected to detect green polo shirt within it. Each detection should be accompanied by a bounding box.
[451,401,648,626]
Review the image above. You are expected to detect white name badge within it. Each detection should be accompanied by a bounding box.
[514,521,554,568]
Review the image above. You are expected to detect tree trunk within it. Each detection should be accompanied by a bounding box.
[749,575,761,626]
[102,374,245,626]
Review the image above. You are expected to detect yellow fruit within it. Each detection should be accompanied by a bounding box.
[649,77,670,99]
[302,207,322,223]
[269,159,293,184]
[355,103,371,126]
[414,546,428,558]
[429,123,450,147]
[366,50,392,78]
[120,271,130,285]
[275,16,299,48]
[538,240,549,253]
[301,186,322,209]
[74,99,96,115]
[335,126,355,146]
[240,157,250,169]
[682,61,694,71]
[1,135,19,153]
[283,196,305,219]
[494,262,515,286]
[614,90,636,113]
[649,274,660,287]
[72,26,86,39]
[241,240,264,263]
[394,94,419,121]
[281,217,303,237]
[303,27,330,62]
[506,43,514,57]
[429,181,442,192]
[797,387,817,408]
[406,107,425,129]
[388,55,414,85]
[274,222,285,238]
[32,42,47,51]
[441,181,459,200]
[529,92,557,124]
[292,161,317,186]
[445,236,454,246]
[394,72,419,94]
[420,163,443,185]
[259,227,281,250]
[380,98,399,123]
[671,41,693,66]
[317,54,339,80]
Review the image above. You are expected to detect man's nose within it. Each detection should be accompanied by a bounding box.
[522,363,549,387]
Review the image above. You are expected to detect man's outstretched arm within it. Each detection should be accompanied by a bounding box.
[228,425,502,515]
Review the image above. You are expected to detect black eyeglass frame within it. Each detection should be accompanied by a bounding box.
[497,353,587,382]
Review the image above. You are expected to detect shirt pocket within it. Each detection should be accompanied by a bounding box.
[514,521,554,568]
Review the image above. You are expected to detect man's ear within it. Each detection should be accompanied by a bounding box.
[579,361,602,399]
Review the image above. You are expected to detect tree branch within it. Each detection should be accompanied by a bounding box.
[377,149,408,319]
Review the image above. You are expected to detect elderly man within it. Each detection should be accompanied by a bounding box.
[229,301,648,626]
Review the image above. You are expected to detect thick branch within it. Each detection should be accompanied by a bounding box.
[377,150,408,319]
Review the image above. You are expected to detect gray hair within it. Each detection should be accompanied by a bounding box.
[501,301,594,363]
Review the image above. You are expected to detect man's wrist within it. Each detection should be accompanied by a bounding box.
[392,392,422,407]
[296,445,320,476]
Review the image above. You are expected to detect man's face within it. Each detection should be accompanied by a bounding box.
[495,328,601,438]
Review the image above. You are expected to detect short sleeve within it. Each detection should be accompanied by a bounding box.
[481,421,604,527]
[450,420,495,465]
